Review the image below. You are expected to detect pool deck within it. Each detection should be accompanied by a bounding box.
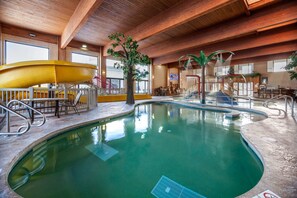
[0,97,296,198]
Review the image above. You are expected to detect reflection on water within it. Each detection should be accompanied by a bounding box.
[9,103,265,198]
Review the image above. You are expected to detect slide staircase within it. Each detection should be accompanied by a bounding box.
[212,90,238,105]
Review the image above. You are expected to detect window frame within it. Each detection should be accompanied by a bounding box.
[66,47,100,75]
[106,58,124,79]
[2,34,57,64]
[267,59,291,73]
[71,52,98,66]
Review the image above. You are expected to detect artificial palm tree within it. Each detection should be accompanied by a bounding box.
[107,33,150,104]
[285,51,297,80]
[179,50,234,104]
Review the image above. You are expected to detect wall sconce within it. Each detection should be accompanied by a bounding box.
[81,44,88,50]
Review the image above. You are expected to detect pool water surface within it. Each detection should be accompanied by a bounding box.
[9,103,264,198]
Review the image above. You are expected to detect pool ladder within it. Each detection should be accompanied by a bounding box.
[0,99,46,136]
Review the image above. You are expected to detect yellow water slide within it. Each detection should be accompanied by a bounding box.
[0,60,97,88]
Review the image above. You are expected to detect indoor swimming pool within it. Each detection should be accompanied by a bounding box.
[8,103,265,198]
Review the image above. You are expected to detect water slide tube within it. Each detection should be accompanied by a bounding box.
[0,60,97,88]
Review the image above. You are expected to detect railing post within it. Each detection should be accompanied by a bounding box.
[87,88,90,111]
[64,86,68,114]
[6,110,10,133]
[292,98,295,117]
[285,97,287,114]
[95,87,98,107]
[29,87,34,108]
[29,87,34,100]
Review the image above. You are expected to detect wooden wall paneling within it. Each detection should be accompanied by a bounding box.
[141,1,297,58]
[153,25,297,65]
[61,0,104,48]
[1,24,58,44]
[103,0,237,55]
[68,40,101,52]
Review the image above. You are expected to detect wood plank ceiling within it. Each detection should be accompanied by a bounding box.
[74,0,181,46]
[0,0,296,65]
[0,0,80,35]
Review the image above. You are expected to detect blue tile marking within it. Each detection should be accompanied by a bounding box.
[85,143,118,161]
[151,176,206,198]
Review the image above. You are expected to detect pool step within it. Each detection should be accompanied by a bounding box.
[151,176,206,198]
[85,143,118,161]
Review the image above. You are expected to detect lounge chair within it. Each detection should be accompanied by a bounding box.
[60,92,82,114]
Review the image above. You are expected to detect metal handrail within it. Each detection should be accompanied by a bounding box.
[263,101,286,118]
[264,94,295,117]
[211,92,249,108]
[7,100,46,127]
[233,95,252,109]
[0,103,31,135]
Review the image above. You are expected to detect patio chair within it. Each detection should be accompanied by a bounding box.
[60,92,82,114]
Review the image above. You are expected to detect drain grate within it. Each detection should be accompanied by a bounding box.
[85,143,118,161]
[151,176,206,198]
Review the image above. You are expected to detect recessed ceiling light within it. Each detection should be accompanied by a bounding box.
[29,33,36,37]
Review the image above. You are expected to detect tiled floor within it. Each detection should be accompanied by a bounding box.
[0,98,296,198]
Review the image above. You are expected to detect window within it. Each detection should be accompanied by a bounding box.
[106,59,124,79]
[136,80,148,93]
[71,52,98,66]
[214,66,230,76]
[5,41,49,64]
[234,63,254,74]
[135,64,149,93]
[106,59,124,92]
[267,59,291,72]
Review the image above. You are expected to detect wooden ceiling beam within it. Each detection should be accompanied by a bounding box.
[231,52,292,65]
[231,42,297,60]
[143,1,297,58]
[153,25,297,65]
[240,0,251,16]
[248,0,281,10]
[103,0,236,56]
[60,0,103,49]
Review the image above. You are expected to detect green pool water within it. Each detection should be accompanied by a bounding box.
[9,103,264,198]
